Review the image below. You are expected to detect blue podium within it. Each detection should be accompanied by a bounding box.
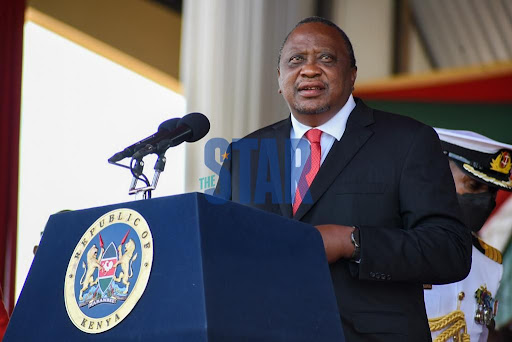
[5,193,344,341]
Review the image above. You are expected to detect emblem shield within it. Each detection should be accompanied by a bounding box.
[99,241,118,293]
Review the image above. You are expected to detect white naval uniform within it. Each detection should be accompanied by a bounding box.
[424,245,503,342]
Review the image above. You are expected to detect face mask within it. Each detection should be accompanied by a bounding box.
[457,192,496,232]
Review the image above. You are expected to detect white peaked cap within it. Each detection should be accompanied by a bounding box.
[434,128,512,154]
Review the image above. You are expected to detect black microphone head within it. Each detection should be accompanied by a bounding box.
[178,112,210,142]
[158,117,180,132]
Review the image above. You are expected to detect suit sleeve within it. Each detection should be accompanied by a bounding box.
[356,125,472,284]
[214,143,233,201]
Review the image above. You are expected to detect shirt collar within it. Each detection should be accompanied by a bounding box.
[290,94,356,141]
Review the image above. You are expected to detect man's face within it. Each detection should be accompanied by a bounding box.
[449,160,497,232]
[449,161,494,195]
[278,22,357,125]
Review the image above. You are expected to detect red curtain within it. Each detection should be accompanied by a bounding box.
[354,71,512,103]
[0,0,25,313]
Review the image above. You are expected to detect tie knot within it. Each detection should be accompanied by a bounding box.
[305,129,322,144]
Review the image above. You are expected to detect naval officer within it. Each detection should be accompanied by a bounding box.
[425,128,512,342]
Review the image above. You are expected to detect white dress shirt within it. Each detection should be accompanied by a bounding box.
[290,94,356,202]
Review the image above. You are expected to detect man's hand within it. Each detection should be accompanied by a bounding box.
[315,224,355,263]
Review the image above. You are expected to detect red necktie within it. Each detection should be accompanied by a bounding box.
[293,128,322,215]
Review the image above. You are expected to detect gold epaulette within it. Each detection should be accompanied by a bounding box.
[478,238,503,264]
[428,309,470,342]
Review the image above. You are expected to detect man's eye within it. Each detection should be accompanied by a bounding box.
[320,54,334,61]
[468,180,483,192]
[289,56,303,63]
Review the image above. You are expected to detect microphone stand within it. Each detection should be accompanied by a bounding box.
[128,153,167,199]
[109,112,209,198]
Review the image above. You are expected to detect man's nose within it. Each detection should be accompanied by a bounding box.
[300,61,321,78]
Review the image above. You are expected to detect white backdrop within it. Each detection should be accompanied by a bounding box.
[17,22,186,298]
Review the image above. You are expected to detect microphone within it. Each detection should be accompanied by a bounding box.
[108,113,210,163]
[108,117,180,163]
[156,112,210,152]
[130,118,181,160]
[133,113,210,159]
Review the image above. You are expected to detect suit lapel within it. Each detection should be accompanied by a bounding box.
[294,101,375,221]
[269,118,293,219]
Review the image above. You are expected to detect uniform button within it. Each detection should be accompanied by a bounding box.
[370,272,375,278]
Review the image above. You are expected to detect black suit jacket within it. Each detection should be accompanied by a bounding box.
[215,99,472,341]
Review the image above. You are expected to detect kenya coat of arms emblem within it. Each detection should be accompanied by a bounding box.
[64,208,153,333]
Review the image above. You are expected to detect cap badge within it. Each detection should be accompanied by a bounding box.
[490,151,511,175]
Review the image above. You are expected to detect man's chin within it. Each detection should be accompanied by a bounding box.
[295,105,330,115]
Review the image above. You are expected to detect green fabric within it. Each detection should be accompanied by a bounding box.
[365,100,512,144]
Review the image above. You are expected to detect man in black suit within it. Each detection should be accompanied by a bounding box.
[215,17,472,341]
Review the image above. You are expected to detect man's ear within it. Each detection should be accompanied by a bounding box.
[351,67,357,86]
[277,67,282,94]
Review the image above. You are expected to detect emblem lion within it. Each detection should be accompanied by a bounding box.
[79,245,104,300]
[113,239,138,293]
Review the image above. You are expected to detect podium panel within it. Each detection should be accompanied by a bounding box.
[5,193,344,341]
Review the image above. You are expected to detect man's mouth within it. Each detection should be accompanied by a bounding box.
[297,82,326,97]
